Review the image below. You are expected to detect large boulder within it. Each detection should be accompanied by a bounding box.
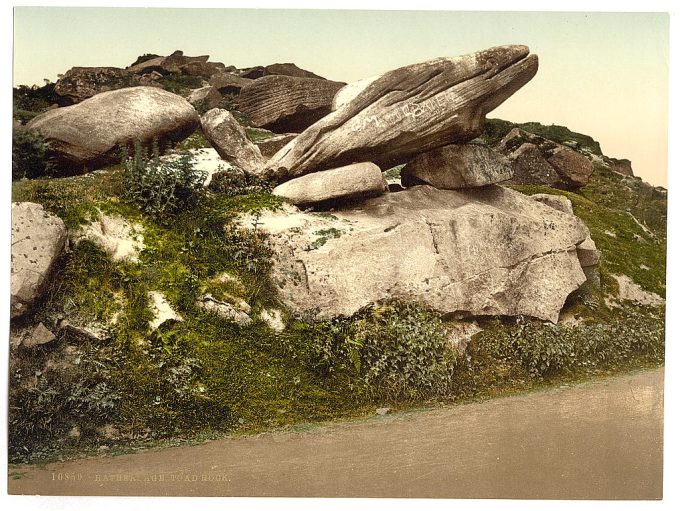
[256,185,589,323]
[26,86,199,174]
[200,108,265,175]
[272,162,388,207]
[265,45,538,182]
[495,128,593,189]
[401,144,513,189]
[53,67,135,105]
[237,75,346,133]
[11,203,68,318]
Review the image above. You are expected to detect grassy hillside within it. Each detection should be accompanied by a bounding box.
[9,122,666,464]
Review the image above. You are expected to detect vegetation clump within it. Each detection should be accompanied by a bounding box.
[12,129,56,180]
[121,141,207,217]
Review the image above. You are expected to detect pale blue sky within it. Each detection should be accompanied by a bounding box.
[13,8,669,185]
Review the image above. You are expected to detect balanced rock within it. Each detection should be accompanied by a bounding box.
[54,67,134,105]
[200,108,265,176]
[11,202,68,318]
[257,184,588,323]
[255,133,298,158]
[272,162,388,207]
[238,75,346,133]
[266,45,538,181]
[401,144,513,189]
[187,86,223,110]
[495,128,593,189]
[27,87,199,174]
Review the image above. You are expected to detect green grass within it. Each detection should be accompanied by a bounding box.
[245,127,276,143]
[9,144,666,464]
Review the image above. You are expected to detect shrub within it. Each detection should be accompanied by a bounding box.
[121,141,207,217]
[12,128,56,180]
[477,309,665,379]
[280,301,457,401]
[8,341,122,462]
[208,165,274,197]
[13,82,56,114]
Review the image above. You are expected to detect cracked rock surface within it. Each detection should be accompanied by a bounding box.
[255,185,589,323]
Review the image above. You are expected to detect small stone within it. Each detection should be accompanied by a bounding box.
[148,291,182,330]
[21,322,56,348]
[196,295,252,326]
[260,309,285,332]
[576,236,601,267]
[376,407,391,416]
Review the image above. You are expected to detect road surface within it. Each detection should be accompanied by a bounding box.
[8,367,664,499]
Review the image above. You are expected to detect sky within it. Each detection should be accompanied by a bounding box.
[12,7,669,186]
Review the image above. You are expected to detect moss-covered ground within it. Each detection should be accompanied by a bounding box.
[9,122,666,465]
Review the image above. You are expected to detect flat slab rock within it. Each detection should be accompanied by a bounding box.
[11,202,68,318]
[256,185,589,323]
[272,162,388,207]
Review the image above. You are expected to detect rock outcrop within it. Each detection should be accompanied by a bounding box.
[263,63,326,80]
[200,108,265,176]
[11,202,68,318]
[272,162,388,207]
[127,50,210,75]
[606,157,635,177]
[257,185,589,323]
[238,75,346,133]
[265,45,538,182]
[401,144,513,189]
[53,67,135,105]
[495,128,593,189]
[27,86,199,173]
